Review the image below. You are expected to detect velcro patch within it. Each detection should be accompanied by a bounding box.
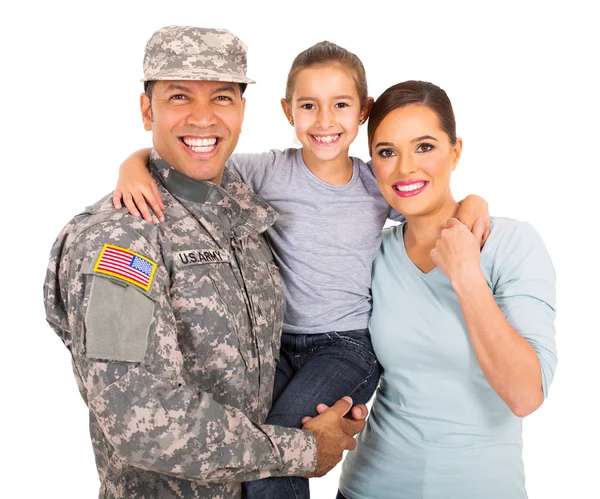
[175,249,231,266]
[94,244,157,291]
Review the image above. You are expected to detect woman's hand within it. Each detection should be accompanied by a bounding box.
[112,148,164,223]
[455,195,491,248]
[431,217,486,285]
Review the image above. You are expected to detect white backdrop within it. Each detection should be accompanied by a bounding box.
[2,1,598,498]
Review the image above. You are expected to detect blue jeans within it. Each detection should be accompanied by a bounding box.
[242,329,381,499]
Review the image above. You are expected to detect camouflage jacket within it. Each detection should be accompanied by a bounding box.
[44,154,317,498]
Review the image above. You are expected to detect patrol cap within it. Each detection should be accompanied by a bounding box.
[142,26,255,84]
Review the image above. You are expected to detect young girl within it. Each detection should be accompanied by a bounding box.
[113,42,489,499]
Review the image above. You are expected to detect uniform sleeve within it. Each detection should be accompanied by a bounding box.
[491,221,557,398]
[226,151,279,195]
[47,220,316,482]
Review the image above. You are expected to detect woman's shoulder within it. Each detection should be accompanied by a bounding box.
[485,217,544,253]
[482,217,554,286]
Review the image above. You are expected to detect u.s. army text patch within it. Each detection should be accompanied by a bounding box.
[175,249,231,266]
[94,244,157,291]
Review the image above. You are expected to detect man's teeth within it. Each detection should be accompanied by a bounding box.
[394,182,426,192]
[183,137,217,152]
[313,134,340,143]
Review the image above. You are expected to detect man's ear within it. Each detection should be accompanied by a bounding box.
[140,93,152,131]
[280,98,293,125]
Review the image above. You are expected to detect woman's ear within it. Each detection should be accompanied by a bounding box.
[452,138,463,171]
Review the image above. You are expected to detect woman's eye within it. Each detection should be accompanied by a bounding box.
[377,149,396,158]
[416,143,434,153]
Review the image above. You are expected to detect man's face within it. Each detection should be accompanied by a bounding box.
[141,80,245,184]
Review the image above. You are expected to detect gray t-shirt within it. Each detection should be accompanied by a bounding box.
[227,148,402,334]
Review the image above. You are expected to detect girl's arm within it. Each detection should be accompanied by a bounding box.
[431,218,556,417]
[455,195,491,247]
[112,148,163,223]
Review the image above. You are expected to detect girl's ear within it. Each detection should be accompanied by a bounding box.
[360,97,374,124]
[280,98,294,125]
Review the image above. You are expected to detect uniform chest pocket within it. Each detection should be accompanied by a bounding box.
[171,263,252,368]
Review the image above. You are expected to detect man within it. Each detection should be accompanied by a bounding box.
[44,26,365,499]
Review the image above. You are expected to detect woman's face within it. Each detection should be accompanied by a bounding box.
[371,104,462,218]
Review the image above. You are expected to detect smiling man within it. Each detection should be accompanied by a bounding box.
[43,26,364,499]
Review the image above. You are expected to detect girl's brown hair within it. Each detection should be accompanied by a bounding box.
[285,41,368,105]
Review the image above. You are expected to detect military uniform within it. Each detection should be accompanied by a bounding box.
[44,154,317,498]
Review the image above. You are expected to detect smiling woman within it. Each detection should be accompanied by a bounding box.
[140,80,247,184]
[337,81,557,499]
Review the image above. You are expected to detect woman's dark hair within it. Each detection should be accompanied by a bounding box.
[284,41,368,106]
[367,80,457,154]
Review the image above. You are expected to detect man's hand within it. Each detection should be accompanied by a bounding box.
[302,397,365,478]
[302,402,368,437]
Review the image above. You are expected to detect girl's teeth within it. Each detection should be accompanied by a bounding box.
[314,135,339,143]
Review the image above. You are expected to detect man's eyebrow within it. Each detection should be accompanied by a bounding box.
[212,85,237,94]
[410,135,438,143]
[164,83,193,92]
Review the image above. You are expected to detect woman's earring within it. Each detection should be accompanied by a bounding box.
[359,118,366,125]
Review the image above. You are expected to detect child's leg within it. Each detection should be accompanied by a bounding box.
[243,329,381,499]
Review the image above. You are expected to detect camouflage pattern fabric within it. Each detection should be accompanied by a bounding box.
[44,152,316,498]
[143,26,256,84]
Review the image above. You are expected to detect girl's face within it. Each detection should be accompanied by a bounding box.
[371,104,462,218]
[283,65,369,165]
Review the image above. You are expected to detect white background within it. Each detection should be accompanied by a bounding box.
[2,1,598,497]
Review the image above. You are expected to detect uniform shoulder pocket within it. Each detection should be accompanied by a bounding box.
[84,275,155,362]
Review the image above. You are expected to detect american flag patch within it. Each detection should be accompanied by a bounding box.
[93,244,157,291]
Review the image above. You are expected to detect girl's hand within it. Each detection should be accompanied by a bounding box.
[455,195,491,248]
[112,149,164,223]
[431,217,486,285]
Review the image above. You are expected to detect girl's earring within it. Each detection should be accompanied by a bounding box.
[289,119,294,126]
[359,118,366,125]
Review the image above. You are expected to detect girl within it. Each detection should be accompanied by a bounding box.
[334,80,557,499]
[113,43,489,499]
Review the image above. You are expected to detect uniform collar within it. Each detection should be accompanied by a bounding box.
[149,149,278,237]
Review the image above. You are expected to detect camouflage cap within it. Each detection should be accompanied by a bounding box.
[142,26,255,84]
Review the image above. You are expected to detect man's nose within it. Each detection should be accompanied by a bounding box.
[186,101,218,128]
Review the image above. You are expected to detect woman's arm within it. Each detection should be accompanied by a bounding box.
[431,218,556,417]
[112,148,164,223]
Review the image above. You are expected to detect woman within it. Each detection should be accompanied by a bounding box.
[335,81,557,499]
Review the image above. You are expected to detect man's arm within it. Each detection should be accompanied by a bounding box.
[46,220,322,482]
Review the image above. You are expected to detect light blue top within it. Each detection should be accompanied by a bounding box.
[227,149,402,334]
[339,217,557,499]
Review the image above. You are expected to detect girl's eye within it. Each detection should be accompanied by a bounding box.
[301,103,316,110]
[335,102,349,108]
[377,149,396,158]
[416,143,434,153]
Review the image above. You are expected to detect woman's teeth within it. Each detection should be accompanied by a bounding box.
[394,182,426,192]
